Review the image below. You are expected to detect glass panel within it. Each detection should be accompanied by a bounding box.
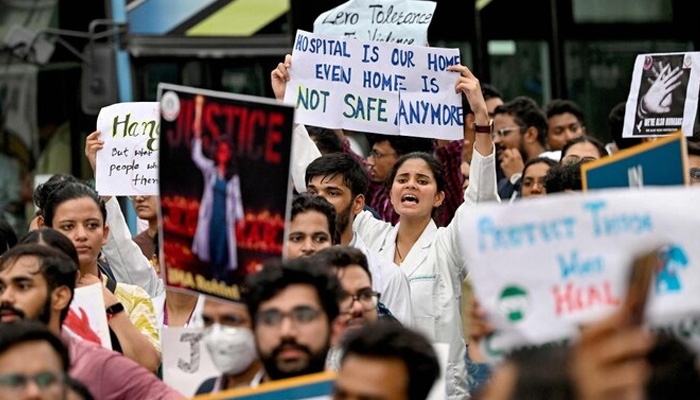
[572,0,673,23]
[488,40,550,105]
[564,40,693,142]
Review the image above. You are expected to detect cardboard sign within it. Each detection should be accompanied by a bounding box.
[458,187,700,360]
[157,84,293,301]
[63,283,112,349]
[582,131,688,190]
[284,30,463,140]
[96,102,160,195]
[623,52,700,138]
[162,327,219,398]
[193,372,335,400]
[313,0,436,46]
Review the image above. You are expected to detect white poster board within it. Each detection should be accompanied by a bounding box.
[458,187,700,360]
[313,0,436,46]
[63,283,112,349]
[623,52,700,138]
[284,30,463,140]
[95,102,160,195]
[162,327,218,398]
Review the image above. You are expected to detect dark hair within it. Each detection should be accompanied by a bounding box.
[686,136,700,158]
[209,134,239,180]
[544,161,583,193]
[494,96,548,147]
[647,336,700,400]
[544,99,586,125]
[367,133,434,158]
[0,321,70,371]
[306,126,344,155]
[463,83,503,117]
[291,194,340,245]
[388,152,446,195]
[608,102,643,150]
[310,246,371,284]
[341,322,440,400]
[496,346,573,400]
[245,257,343,324]
[0,218,17,255]
[305,153,369,200]
[0,244,79,324]
[67,377,96,400]
[19,228,81,267]
[33,173,80,214]
[561,135,608,160]
[43,182,107,227]
[522,157,557,178]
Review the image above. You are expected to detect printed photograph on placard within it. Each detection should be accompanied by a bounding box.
[157,84,294,301]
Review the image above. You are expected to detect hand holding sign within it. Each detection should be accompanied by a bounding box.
[85,130,105,174]
[271,54,292,102]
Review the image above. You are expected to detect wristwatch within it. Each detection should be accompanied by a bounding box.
[473,119,494,134]
[106,302,125,321]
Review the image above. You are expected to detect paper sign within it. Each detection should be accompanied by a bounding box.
[162,327,218,398]
[623,52,700,138]
[458,187,700,360]
[193,372,335,400]
[582,131,688,190]
[63,283,112,349]
[158,84,293,301]
[96,102,160,195]
[313,0,436,46]
[284,30,463,140]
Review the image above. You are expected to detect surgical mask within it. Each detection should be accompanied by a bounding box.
[203,324,257,375]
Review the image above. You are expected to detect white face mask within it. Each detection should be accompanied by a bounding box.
[203,324,257,375]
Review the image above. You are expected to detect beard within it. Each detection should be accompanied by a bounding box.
[336,202,353,235]
[259,337,330,381]
[0,292,52,325]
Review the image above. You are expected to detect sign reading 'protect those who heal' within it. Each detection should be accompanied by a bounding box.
[96,102,160,195]
[284,30,463,140]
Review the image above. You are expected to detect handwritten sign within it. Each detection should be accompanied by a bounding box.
[284,30,463,140]
[162,327,218,398]
[623,52,700,138]
[96,102,160,195]
[63,283,112,349]
[193,372,335,400]
[313,0,436,46]
[458,187,700,360]
[582,132,688,190]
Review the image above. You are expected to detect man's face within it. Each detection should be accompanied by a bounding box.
[132,195,158,222]
[521,162,551,198]
[367,141,398,183]
[333,355,409,400]
[0,341,66,400]
[336,265,377,330]
[307,174,356,234]
[493,113,525,160]
[687,154,700,186]
[286,211,333,259]
[0,256,52,325]
[52,197,109,269]
[547,112,585,151]
[254,284,331,381]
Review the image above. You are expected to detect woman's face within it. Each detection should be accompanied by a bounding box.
[389,158,444,219]
[216,141,232,166]
[51,197,108,269]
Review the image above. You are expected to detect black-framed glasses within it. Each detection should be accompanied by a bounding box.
[492,126,521,139]
[690,168,700,183]
[340,289,380,312]
[256,306,322,328]
[368,149,396,160]
[0,371,65,394]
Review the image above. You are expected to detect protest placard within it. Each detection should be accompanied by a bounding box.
[193,372,335,400]
[623,52,700,138]
[458,187,700,361]
[96,102,160,195]
[63,283,112,349]
[313,0,436,46]
[158,84,293,301]
[162,327,218,398]
[582,131,688,190]
[284,30,463,140]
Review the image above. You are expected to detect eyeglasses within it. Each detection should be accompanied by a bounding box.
[0,372,65,395]
[690,168,700,184]
[340,289,380,312]
[368,149,396,160]
[492,126,521,139]
[561,155,598,165]
[256,306,322,328]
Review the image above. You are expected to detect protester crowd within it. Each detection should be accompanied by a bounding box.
[2,41,700,400]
